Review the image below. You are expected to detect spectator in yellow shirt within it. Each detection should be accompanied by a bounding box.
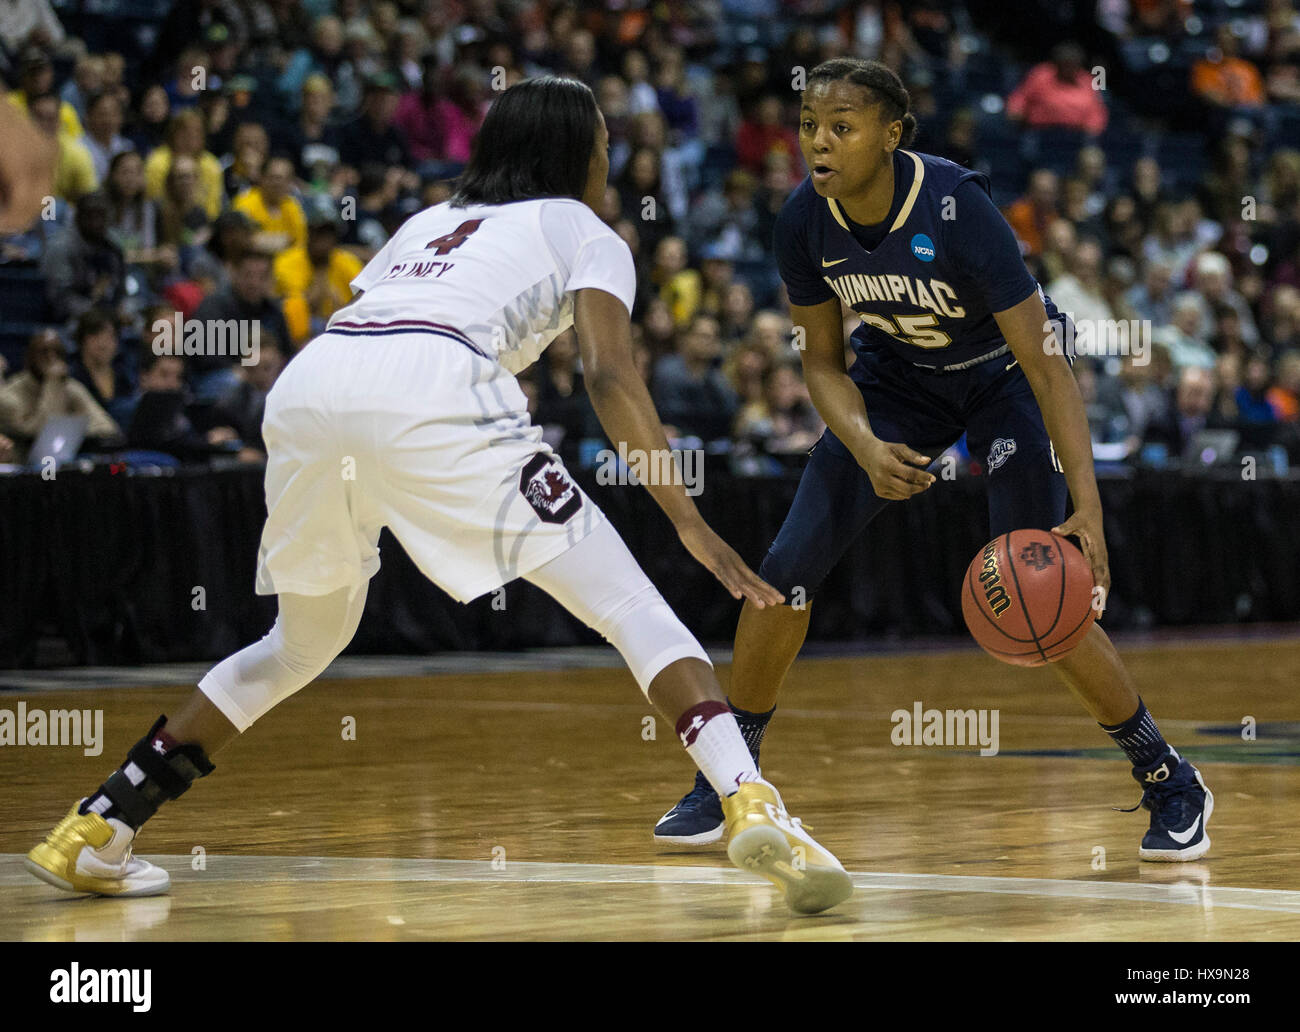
[7,48,83,138]
[274,211,363,346]
[233,155,306,256]
[651,235,702,328]
[28,92,96,202]
[144,109,224,219]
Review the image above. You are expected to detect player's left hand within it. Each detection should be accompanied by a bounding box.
[676,518,785,609]
[1052,506,1111,613]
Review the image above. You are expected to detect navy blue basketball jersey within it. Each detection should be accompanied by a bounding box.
[774,149,1066,371]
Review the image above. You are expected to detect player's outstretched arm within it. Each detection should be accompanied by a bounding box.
[793,299,935,501]
[995,292,1111,601]
[573,286,783,608]
[0,96,57,234]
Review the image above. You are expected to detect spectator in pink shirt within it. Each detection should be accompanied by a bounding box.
[393,55,446,163]
[1006,42,1108,135]
[433,67,489,164]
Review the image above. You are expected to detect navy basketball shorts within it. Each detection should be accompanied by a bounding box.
[758,344,1068,600]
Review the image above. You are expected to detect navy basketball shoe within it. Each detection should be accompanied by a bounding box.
[654,771,725,845]
[1120,747,1214,862]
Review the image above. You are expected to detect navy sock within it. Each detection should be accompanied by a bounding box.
[727,699,776,767]
[1100,698,1171,770]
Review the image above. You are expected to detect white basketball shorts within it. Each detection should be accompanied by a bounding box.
[254,328,605,603]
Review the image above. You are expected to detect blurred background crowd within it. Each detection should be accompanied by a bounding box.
[1,0,1299,476]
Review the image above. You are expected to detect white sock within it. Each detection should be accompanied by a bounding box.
[676,702,759,797]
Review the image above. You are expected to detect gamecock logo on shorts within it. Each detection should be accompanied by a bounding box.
[519,453,582,524]
[1017,541,1056,571]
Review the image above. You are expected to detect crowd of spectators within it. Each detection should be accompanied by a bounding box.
[0,0,1298,474]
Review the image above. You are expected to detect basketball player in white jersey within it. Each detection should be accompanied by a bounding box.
[27,77,852,915]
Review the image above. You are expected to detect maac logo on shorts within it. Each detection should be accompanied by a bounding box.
[987,437,1017,470]
[519,453,582,524]
[1017,541,1056,571]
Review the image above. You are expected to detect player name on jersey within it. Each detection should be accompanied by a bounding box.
[380,259,456,280]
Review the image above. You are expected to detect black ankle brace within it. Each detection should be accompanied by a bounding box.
[97,715,216,829]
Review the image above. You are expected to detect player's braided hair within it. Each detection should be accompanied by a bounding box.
[806,58,918,148]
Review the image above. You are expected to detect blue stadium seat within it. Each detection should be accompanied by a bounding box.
[973,109,1018,148]
[0,266,52,324]
[51,0,169,75]
[54,0,172,15]
[983,140,1024,183]
[1267,105,1300,153]
[1099,119,1146,171]
[964,50,1017,96]
[975,112,1026,197]
[1157,132,1209,190]
[698,143,737,192]
[1019,126,1090,179]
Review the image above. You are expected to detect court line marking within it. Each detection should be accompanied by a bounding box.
[0,688,1252,733]
[4,854,1299,914]
[4,629,1298,691]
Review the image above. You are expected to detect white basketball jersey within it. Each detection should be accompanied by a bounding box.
[330,197,637,375]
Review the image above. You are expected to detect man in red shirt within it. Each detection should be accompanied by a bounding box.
[1006,42,1108,135]
[736,94,800,177]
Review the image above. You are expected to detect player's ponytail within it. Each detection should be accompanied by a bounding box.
[807,58,918,148]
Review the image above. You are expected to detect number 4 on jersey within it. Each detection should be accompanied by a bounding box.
[425,219,485,255]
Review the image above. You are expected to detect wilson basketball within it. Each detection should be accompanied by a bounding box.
[961,530,1097,667]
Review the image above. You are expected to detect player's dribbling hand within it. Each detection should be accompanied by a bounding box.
[1052,507,1112,613]
[859,439,935,500]
[676,519,785,608]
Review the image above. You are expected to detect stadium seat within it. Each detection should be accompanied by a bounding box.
[1157,132,1209,190]
[0,266,53,324]
[1019,127,1090,179]
[698,143,737,192]
[1268,105,1300,152]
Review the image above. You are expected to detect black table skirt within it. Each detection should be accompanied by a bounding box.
[2,463,1297,666]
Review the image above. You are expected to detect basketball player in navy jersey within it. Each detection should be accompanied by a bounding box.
[655,58,1213,861]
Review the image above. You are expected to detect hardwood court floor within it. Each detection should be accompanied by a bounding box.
[2,638,1299,941]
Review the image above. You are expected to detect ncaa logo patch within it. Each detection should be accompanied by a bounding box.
[910,233,936,262]
[1017,541,1056,571]
[987,437,1017,470]
[519,453,582,524]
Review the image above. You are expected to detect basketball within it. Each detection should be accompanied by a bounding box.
[962,530,1097,667]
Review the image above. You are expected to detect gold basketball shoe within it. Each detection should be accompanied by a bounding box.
[26,803,170,896]
[723,779,853,914]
